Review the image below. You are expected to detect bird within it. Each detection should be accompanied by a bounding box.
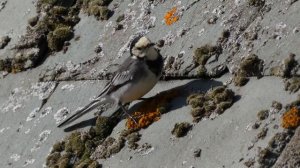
[57,36,164,127]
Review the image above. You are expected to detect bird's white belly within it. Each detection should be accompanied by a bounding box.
[115,73,158,104]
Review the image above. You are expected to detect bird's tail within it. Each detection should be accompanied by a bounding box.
[57,97,110,127]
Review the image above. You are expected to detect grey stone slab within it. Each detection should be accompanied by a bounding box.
[100,77,296,168]
[273,127,300,168]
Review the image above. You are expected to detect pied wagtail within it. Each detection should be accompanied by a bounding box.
[57,36,164,127]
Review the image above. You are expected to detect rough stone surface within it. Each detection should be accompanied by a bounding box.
[1,0,300,167]
[273,127,300,168]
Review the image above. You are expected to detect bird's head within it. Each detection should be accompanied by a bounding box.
[130,36,158,60]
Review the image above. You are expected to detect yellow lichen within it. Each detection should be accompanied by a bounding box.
[281,106,300,129]
[164,7,179,26]
[126,89,180,130]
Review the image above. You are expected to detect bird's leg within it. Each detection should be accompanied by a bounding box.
[119,103,138,125]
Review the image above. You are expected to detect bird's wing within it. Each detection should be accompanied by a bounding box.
[57,58,143,127]
[95,57,143,99]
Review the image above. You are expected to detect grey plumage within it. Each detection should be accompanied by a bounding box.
[57,36,163,127]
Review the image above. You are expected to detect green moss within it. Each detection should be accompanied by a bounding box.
[51,6,68,15]
[65,132,85,157]
[52,141,65,153]
[87,161,102,168]
[186,93,205,108]
[257,127,268,139]
[217,101,233,112]
[193,45,222,65]
[190,107,205,118]
[95,116,116,139]
[272,101,282,111]
[89,6,110,20]
[257,110,269,120]
[285,77,300,93]
[75,159,93,168]
[233,74,249,86]
[46,152,61,166]
[239,54,264,77]
[197,65,207,77]
[47,26,73,51]
[82,0,112,20]
[126,132,141,149]
[57,157,69,168]
[171,122,192,138]
[270,66,283,77]
[233,54,263,87]
[0,35,11,49]
[187,86,234,121]
[203,101,216,112]
[270,53,298,77]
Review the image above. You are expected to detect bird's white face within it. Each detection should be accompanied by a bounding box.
[131,37,158,60]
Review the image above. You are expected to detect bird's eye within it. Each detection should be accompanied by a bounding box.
[136,47,141,50]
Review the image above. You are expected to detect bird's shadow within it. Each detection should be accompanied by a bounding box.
[63,79,239,132]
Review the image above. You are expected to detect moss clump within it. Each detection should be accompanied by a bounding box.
[52,141,65,152]
[197,65,207,77]
[91,137,125,159]
[0,35,11,49]
[0,59,12,72]
[284,77,300,93]
[0,54,33,73]
[244,158,255,167]
[65,132,85,157]
[193,44,222,65]
[256,127,268,139]
[233,54,264,87]
[248,0,265,7]
[272,101,282,111]
[187,93,205,108]
[82,0,112,20]
[125,132,141,149]
[239,54,264,77]
[1,0,82,74]
[268,132,291,153]
[95,116,117,138]
[270,53,298,78]
[75,159,101,168]
[187,86,234,122]
[90,6,110,20]
[171,122,192,137]
[45,115,119,167]
[46,152,61,166]
[47,26,73,51]
[191,107,205,118]
[257,148,277,166]
[256,131,293,167]
[257,110,269,120]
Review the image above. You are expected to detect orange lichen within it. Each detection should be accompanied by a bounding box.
[164,7,179,26]
[126,89,180,130]
[281,106,300,129]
